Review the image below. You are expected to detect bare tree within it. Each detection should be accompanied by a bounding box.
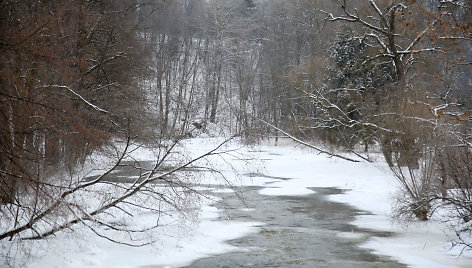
[312,0,472,230]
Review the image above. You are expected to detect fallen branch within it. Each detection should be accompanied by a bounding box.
[20,135,238,241]
[258,119,361,163]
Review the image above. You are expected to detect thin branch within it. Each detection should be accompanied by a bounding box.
[0,137,130,240]
[37,84,109,113]
[257,119,360,163]
[20,136,237,240]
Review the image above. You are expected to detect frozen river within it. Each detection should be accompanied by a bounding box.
[185,174,406,267]
[15,139,471,268]
[84,160,406,267]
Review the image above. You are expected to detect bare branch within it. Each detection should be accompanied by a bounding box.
[37,84,109,113]
[257,119,361,163]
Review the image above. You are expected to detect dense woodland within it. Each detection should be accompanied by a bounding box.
[1,0,472,253]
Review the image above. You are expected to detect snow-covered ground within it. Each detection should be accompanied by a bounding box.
[2,137,472,267]
[253,139,472,268]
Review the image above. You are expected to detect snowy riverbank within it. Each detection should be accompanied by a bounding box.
[3,137,472,267]
[254,139,472,268]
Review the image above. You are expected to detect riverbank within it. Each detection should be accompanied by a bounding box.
[4,137,472,267]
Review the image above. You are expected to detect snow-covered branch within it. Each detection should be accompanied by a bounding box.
[257,119,361,163]
[15,136,238,241]
[402,19,439,60]
[38,84,109,113]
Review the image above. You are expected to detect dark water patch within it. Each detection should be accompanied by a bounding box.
[82,160,205,183]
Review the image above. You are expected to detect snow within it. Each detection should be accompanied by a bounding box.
[258,186,316,196]
[211,188,235,193]
[17,199,262,268]
[253,139,472,268]
[2,137,472,268]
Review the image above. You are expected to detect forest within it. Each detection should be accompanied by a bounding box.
[1,0,472,262]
